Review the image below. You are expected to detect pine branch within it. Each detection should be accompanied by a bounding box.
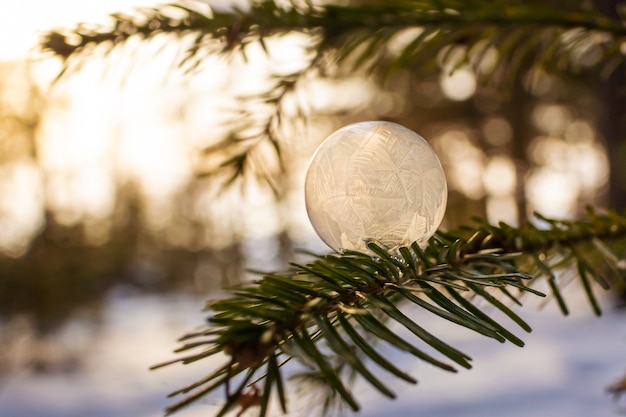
[39,1,626,191]
[152,209,626,416]
[194,65,314,194]
[41,2,323,73]
[38,4,626,414]
[41,1,626,75]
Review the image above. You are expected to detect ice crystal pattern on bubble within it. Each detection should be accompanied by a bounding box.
[305,121,447,252]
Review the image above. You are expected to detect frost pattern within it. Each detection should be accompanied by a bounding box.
[305,121,447,252]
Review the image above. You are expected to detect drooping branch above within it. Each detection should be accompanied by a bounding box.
[41,1,626,77]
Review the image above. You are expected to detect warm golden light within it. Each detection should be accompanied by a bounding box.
[0,162,44,256]
[434,130,485,199]
[0,0,347,255]
[0,0,159,61]
[483,156,516,197]
[440,67,477,101]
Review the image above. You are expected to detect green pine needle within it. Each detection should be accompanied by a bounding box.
[150,209,626,416]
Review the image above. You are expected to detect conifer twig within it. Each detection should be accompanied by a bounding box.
[152,209,626,416]
[39,1,626,190]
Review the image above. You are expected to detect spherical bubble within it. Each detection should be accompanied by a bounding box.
[305,121,447,253]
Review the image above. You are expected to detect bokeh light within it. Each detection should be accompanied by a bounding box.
[0,2,618,417]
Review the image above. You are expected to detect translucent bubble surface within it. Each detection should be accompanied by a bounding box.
[305,121,447,252]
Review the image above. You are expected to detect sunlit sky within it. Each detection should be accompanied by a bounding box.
[0,0,330,255]
[0,0,611,256]
[0,1,161,61]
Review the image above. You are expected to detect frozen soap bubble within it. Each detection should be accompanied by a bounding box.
[304,121,447,253]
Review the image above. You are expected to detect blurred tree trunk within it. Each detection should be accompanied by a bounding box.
[597,0,626,210]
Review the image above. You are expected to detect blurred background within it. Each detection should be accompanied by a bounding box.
[1,1,626,416]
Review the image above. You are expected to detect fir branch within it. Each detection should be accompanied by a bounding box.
[39,1,626,191]
[194,64,315,194]
[41,1,626,75]
[41,2,323,69]
[38,4,626,414]
[153,209,626,416]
